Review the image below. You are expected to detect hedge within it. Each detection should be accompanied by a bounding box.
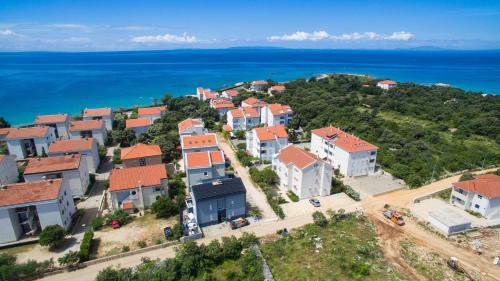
[78,230,94,262]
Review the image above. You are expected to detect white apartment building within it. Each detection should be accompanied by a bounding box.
[180,133,219,155]
[83,108,113,131]
[23,154,90,198]
[196,87,218,101]
[125,118,152,137]
[450,174,500,219]
[261,104,293,126]
[273,145,333,199]
[34,114,70,139]
[210,98,235,117]
[69,120,107,146]
[226,107,261,132]
[185,150,226,187]
[376,80,397,90]
[0,155,18,185]
[250,80,268,92]
[311,127,378,177]
[246,125,288,161]
[138,106,166,122]
[220,89,239,100]
[48,138,100,173]
[268,85,286,95]
[5,127,56,160]
[178,118,206,136]
[241,97,268,114]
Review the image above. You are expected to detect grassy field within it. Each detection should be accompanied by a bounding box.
[260,214,405,281]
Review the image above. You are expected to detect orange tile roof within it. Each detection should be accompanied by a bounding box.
[271,85,286,91]
[0,179,63,207]
[252,80,267,85]
[181,134,218,149]
[24,154,81,175]
[277,145,322,169]
[48,138,94,153]
[212,99,235,109]
[204,91,218,100]
[34,114,68,124]
[138,106,166,116]
[70,120,104,131]
[125,118,151,128]
[121,143,161,160]
[0,155,4,162]
[224,89,239,96]
[6,126,50,139]
[0,128,13,136]
[453,174,500,198]
[379,80,397,85]
[83,108,112,117]
[223,124,233,132]
[254,125,288,141]
[185,150,225,169]
[312,127,378,153]
[243,97,267,107]
[268,104,293,115]
[178,118,204,133]
[109,164,167,192]
[229,107,260,119]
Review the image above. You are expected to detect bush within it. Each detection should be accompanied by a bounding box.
[234,130,246,140]
[249,167,285,219]
[236,143,246,150]
[39,225,65,248]
[91,216,105,230]
[169,223,184,240]
[112,148,122,164]
[104,210,131,226]
[344,186,361,201]
[58,251,80,267]
[0,253,54,281]
[312,211,328,227]
[98,145,107,161]
[121,245,130,253]
[287,191,299,202]
[151,196,178,218]
[78,230,94,262]
[137,240,147,248]
[459,172,475,181]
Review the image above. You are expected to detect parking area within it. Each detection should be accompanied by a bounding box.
[281,193,361,218]
[343,172,406,199]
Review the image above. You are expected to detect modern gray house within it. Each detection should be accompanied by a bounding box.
[191,177,246,227]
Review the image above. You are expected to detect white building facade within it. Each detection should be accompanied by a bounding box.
[47,138,100,173]
[5,127,56,160]
[178,118,206,136]
[185,150,226,187]
[261,104,293,126]
[0,155,18,185]
[450,174,500,219]
[69,120,107,146]
[246,125,288,161]
[83,108,113,131]
[227,107,261,132]
[34,114,70,139]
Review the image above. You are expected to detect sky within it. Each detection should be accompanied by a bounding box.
[1,0,500,51]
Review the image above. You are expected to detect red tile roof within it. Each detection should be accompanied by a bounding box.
[204,91,218,100]
[312,127,378,153]
[70,120,104,131]
[34,114,68,124]
[0,179,63,207]
[186,150,225,169]
[0,128,12,136]
[252,80,267,85]
[229,107,260,119]
[83,108,112,117]
[138,106,166,116]
[224,89,239,96]
[178,118,204,133]
[181,134,218,149]
[6,126,51,139]
[48,138,94,153]
[125,118,151,128]
[242,97,268,107]
[254,125,288,141]
[121,143,161,160]
[223,124,233,132]
[271,85,286,91]
[267,104,292,115]
[109,164,167,192]
[453,174,500,198]
[277,145,322,169]
[25,154,81,175]
[212,99,234,109]
[378,80,397,85]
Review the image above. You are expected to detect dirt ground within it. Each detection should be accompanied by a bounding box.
[93,213,177,257]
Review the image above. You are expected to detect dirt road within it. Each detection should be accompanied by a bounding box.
[363,168,500,281]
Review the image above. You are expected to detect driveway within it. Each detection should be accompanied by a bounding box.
[343,172,406,199]
[281,193,361,218]
[217,133,278,222]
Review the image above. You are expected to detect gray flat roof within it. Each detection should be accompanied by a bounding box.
[428,209,472,227]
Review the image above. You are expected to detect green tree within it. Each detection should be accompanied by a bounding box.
[151,196,178,217]
[39,225,65,248]
[0,117,10,128]
[312,211,328,227]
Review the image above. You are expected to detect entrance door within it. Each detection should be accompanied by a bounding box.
[217,209,226,223]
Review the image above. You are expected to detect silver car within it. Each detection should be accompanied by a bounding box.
[309,198,321,207]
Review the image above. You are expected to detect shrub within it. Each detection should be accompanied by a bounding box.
[58,251,80,267]
[236,143,246,150]
[344,186,361,201]
[287,191,299,202]
[96,267,133,281]
[239,232,259,248]
[459,172,475,181]
[78,230,94,262]
[234,130,246,140]
[91,216,105,230]
[121,246,130,253]
[39,225,65,248]
[169,223,184,240]
[98,145,107,161]
[312,211,328,227]
[137,240,147,248]
[151,196,178,218]
[112,148,122,164]
[104,210,131,226]
[0,253,54,281]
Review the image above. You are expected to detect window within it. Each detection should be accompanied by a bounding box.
[139,158,146,166]
[204,172,208,176]
[370,151,376,155]
[477,195,483,199]
[131,190,137,195]
[66,201,69,206]
[474,204,480,209]
[369,159,375,163]
[64,191,67,196]
[59,199,62,204]
[154,187,161,192]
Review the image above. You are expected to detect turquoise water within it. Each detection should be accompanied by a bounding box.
[1,49,499,125]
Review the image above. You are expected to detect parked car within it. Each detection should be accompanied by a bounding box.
[111,219,121,229]
[230,217,249,230]
[309,198,321,207]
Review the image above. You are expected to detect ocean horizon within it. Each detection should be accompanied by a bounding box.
[1,48,500,125]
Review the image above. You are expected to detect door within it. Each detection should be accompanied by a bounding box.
[217,209,226,223]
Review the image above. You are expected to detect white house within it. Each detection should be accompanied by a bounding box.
[246,125,288,161]
[48,138,100,173]
[178,118,206,136]
[272,145,333,199]
[268,85,286,95]
[125,118,152,137]
[310,127,378,177]
[23,154,90,198]
[250,80,268,92]
[34,114,70,139]
[210,98,235,117]
[0,155,18,185]
[220,89,239,100]
[261,104,293,126]
[0,179,75,243]
[83,107,113,131]
[120,143,162,168]
[138,106,166,122]
[5,127,56,160]
[241,97,268,114]
[376,80,397,90]
[196,87,218,101]
[226,107,261,132]
[185,150,225,187]
[108,164,168,212]
[69,120,107,146]
[450,174,500,219]
[180,133,219,156]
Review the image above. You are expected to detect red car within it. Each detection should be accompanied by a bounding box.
[111,219,121,229]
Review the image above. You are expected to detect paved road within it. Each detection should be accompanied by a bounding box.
[216,133,278,222]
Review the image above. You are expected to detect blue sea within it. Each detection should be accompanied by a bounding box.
[1,48,500,125]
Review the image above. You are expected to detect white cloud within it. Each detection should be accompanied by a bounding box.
[0,29,17,36]
[63,37,91,43]
[48,24,88,29]
[268,30,415,42]
[131,32,198,43]
[268,31,330,41]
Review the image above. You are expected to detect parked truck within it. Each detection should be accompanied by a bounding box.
[383,209,405,226]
